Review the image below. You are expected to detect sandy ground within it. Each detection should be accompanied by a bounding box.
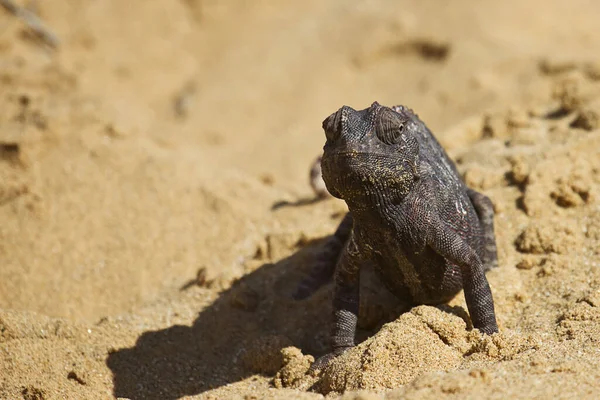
[1,0,600,399]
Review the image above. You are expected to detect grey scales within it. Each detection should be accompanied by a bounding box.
[295,102,499,371]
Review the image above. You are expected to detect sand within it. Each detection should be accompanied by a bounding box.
[1,0,599,399]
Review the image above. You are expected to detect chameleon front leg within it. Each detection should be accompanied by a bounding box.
[430,222,498,335]
[467,188,499,271]
[310,236,362,371]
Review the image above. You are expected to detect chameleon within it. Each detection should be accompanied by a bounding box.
[295,102,499,370]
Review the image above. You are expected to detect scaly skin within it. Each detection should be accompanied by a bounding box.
[298,102,499,371]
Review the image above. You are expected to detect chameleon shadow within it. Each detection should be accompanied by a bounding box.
[105,235,472,399]
[106,237,340,399]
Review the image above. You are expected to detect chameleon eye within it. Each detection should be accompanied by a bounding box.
[376,117,405,145]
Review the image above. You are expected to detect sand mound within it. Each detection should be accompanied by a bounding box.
[318,307,470,393]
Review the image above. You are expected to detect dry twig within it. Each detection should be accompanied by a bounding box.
[0,0,59,48]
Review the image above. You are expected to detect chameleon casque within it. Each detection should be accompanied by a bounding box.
[295,102,499,370]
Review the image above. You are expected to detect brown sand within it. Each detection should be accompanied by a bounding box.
[1,0,600,399]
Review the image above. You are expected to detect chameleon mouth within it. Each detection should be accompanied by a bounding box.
[321,150,413,201]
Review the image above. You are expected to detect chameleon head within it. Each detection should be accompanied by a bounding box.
[320,102,420,205]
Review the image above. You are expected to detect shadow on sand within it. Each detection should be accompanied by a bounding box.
[106,237,350,399]
[106,228,476,399]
